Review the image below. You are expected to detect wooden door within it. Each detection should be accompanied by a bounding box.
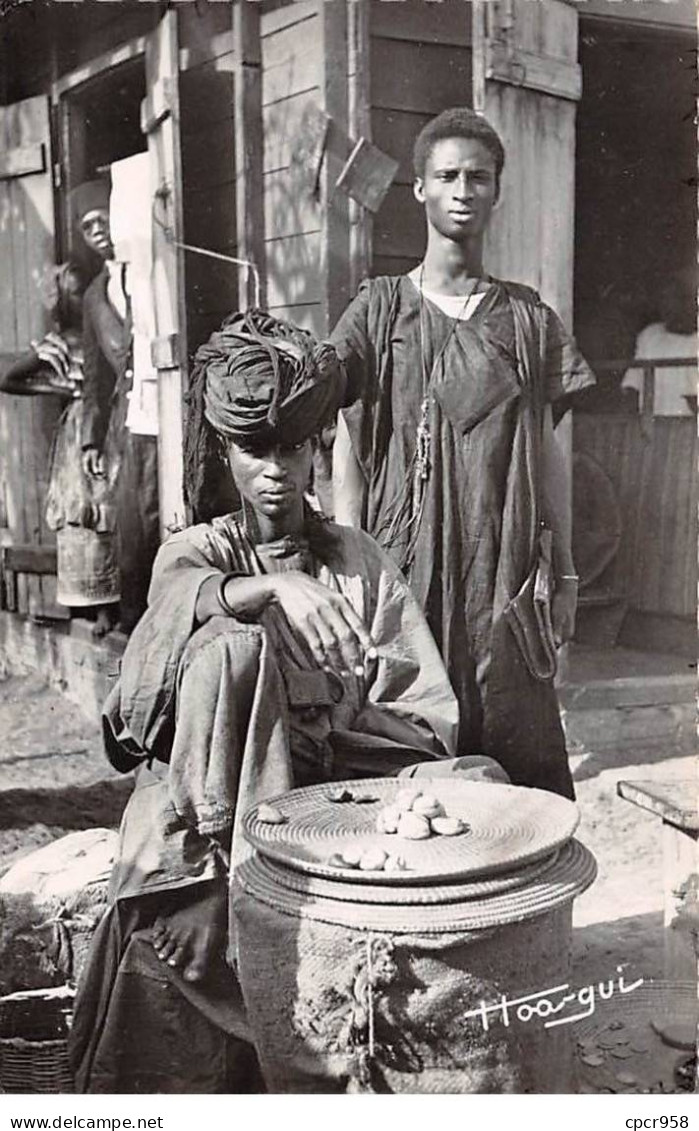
[473,0,582,328]
[0,94,60,615]
[142,11,188,537]
[473,0,582,514]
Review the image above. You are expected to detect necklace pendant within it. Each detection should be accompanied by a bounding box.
[416,397,431,481]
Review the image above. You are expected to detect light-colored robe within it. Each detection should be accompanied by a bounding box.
[70,513,458,1092]
[103,511,458,891]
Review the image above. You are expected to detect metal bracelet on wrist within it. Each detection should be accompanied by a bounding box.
[216,573,238,616]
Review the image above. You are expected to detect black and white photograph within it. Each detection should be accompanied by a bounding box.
[0,0,695,1107]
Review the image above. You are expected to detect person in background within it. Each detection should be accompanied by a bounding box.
[0,263,119,633]
[73,178,160,633]
[331,108,596,799]
[622,269,697,416]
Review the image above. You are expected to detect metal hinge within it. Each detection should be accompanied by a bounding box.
[151,333,180,371]
[140,77,175,135]
[485,41,582,102]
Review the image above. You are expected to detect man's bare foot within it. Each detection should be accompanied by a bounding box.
[150,885,227,983]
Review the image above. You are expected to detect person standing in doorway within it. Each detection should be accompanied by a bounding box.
[331,108,596,798]
[0,262,120,634]
[73,179,160,633]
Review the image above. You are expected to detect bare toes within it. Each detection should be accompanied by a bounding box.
[153,931,177,961]
[183,953,207,982]
[166,944,188,970]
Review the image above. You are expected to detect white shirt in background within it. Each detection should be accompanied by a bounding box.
[622,322,697,416]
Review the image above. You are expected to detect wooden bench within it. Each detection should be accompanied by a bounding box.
[617,778,698,1050]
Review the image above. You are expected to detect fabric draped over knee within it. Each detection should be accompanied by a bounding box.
[170,617,295,864]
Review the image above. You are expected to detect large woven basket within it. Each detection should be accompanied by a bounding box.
[234,779,597,1094]
[0,987,74,1094]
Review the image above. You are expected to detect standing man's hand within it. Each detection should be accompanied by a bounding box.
[552,576,578,647]
[31,332,71,383]
[82,446,105,478]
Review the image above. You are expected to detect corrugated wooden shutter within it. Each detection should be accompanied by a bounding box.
[0,95,61,615]
[142,11,189,536]
[473,0,582,327]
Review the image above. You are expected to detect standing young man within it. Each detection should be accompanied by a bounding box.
[331,108,595,798]
[73,179,160,633]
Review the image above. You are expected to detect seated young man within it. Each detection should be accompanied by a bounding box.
[70,311,505,1093]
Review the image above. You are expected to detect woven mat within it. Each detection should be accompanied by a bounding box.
[253,845,563,905]
[243,778,579,884]
[235,838,596,933]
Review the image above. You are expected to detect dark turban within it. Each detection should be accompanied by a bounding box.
[69,179,111,226]
[184,310,345,519]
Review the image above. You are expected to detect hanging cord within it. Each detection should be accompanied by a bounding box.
[366,932,376,1061]
[152,197,261,309]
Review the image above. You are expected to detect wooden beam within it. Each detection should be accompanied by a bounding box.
[1,543,57,575]
[233,0,267,311]
[51,36,148,101]
[0,143,46,180]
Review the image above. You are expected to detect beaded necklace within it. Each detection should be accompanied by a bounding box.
[415,263,481,484]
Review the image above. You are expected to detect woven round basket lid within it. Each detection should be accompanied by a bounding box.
[236,839,596,933]
[243,778,579,884]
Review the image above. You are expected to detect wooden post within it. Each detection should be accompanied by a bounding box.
[233,0,267,312]
[319,0,350,334]
[143,11,189,537]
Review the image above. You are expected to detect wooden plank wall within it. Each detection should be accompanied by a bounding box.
[178,3,238,354]
[368,0,472,278]
[259,0,326,337]
[574,414,697,619]
[0,96,60,615]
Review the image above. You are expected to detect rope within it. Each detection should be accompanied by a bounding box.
[171,240,261,310]
[151,202,261,309]
[366,933,376,1060]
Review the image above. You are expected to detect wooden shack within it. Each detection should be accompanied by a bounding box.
[0,0,695,653]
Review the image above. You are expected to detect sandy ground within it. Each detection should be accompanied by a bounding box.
[0,669,695,1094]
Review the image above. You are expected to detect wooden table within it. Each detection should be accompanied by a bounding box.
[617,779,698,1050]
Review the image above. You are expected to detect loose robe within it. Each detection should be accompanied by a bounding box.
[331,277,595,797]
[70,512,458,1091]
[81,267,159,629]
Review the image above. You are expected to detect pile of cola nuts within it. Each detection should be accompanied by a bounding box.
[328,787,469,874]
